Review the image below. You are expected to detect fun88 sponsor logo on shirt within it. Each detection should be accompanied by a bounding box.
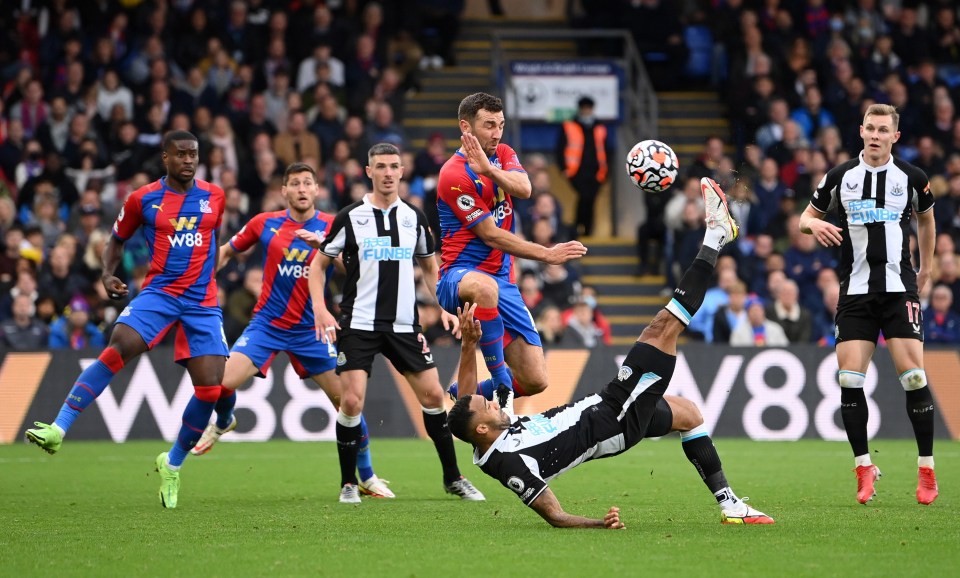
[847,199,900,225]
[362,236,413,261]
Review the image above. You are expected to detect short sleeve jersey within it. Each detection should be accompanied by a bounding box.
[229,209,334,330]
[112,177,225,306]
[809,152,932,295]
[436,144,526,281]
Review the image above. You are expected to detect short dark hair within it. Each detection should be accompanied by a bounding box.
[446,396,477,444]
[367,142,401,164]
[162,130,198,151]
[458,92,503,123]
[283,162,317,185]
[577,96,595,109]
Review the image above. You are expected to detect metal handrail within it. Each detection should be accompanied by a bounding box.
[491,29,657,236]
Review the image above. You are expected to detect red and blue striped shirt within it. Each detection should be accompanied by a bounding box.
[229,210,334,330]
[112,177,224,306]
[437,143,525,282]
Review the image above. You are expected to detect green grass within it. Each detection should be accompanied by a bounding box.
[1,438,957,577]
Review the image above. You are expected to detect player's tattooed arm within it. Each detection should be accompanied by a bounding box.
[417,254,460,338]
[529,488,625,529]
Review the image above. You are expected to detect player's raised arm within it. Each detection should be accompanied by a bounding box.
[528,487,625,529]
[307,250,338,343]
[460,133,532,199]
[471,217,587,264]
[456,303,481,398]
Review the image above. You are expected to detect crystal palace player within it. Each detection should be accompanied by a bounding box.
[448,179,773,528]
[437,93,586,405]
[26,131,228,509]
[799,103,939,505]
[188,162,393,499]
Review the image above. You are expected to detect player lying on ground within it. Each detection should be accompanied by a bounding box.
[447,178,775,528]
[189,162,393,499]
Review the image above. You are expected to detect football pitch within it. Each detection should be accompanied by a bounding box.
[2,438,957,577]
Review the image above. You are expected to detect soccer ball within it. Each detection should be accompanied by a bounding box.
[625,139,679,193]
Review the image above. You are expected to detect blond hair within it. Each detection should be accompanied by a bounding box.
[863,104,899,130]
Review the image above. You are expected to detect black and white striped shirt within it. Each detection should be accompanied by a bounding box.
[320,195,434,332]
[474,372,663,506]
[810,152,933,296]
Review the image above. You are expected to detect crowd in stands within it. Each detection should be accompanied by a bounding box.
[2,0,959,352]
[0,0,610,352]
[625,0,960,346]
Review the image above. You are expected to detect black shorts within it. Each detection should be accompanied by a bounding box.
[596,341,675,450]
[336,327,437,376]
[836,292,924,344]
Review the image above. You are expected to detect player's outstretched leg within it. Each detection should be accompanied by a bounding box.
[25,347,126,454]
[663,178,739,331]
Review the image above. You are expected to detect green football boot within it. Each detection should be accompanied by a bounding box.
[155,452,180,509]
[25,422,63,454]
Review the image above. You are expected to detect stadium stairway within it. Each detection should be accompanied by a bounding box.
[656,91,732,169]
[403,18,577,151]
[579,238,668,345]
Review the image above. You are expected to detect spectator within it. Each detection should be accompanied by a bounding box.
[37,244,88,312]
[171,66,219,118]
[36,96,72,154]
[518,271,546,320]
[731,296,789,347]
[364,102,406,149]
[923,284,960,344]
[790,86,835,143]
[274,110,321,166]
[713,280,748,344]
[524,192,573,244]
[535,304,565,347]
[688,260,738,342]
[224,266,262,342]
[541,263,580,309]
[0,268,39,320]
[766,278,812,343]
[0,293,48,350]
[561,296,605,348]
[10,79,48,140]
[755,98,790,153]
[935,252,960,315]
[48,294,105,349]
[0,119,27,181]
[96,69,134,121]
[686,135,726,181]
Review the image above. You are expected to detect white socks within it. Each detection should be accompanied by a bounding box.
[703,225,727,251]
[854,454,872,468]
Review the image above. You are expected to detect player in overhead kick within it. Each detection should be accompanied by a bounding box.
[448,178,774,528]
